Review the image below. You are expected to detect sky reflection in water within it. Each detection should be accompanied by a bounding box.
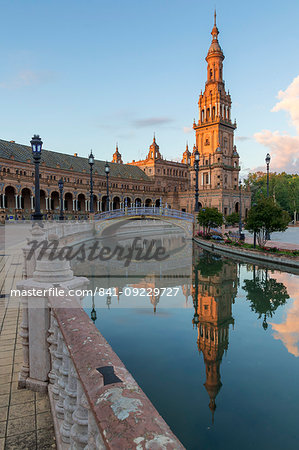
[82,237,299,450]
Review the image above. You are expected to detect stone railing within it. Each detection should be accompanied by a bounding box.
[17,226,185,449]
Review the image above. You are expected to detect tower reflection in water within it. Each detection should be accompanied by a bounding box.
[192,250,238,423]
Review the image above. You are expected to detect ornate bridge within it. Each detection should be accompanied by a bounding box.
[94,206,194,237]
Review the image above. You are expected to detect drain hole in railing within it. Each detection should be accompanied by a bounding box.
[96,366,122,386]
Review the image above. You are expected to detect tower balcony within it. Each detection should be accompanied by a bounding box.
[194,116,236,129]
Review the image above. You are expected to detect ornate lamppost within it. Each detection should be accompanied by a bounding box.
[58,178,64,221]
[238,180,243,239]
[252,202,257,248]
[265,153,271,240]
[88,150,94,213]
[105,161,110,211]
[265,153,271,197]
[194,148,200,212]
[30,134,43,221]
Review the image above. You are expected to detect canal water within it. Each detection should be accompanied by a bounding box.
[80,229,299,450]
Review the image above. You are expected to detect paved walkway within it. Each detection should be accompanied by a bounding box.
[228,227,299,250]
[0,247,56,449]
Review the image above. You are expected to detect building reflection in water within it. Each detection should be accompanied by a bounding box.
[192,250,238,423]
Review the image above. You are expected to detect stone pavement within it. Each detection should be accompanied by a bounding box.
[0,249,56,449]
[228,227,299,250]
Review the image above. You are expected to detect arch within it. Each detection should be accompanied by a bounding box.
[124,196,131,207]
[212,106,215,120]
[113,196,120,210]
[65,192,73,211]
[101,195,108,212]
[40,190,46,211]
[21,188,31,211]
[198,202,203,210]
[135,197,142,207]
[92,194,98,212]
[77,193,85,212]
[96,214,192,237]
[51,191,60,211]
[145,198,152,207]
[235,202,239,213]
[155,199,161,207]
[4,186,15,210]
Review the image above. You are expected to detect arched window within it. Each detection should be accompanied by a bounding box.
[210,69,213,79]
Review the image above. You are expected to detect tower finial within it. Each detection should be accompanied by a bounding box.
[214,9,216,26]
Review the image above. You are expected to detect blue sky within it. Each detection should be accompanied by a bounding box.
[0,0,299,174]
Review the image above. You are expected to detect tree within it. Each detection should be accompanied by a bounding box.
[197,208,223,235]
[244,172,299,221]
[195,252,223,277]
[225,212,239,226]
[243,269,289,330]
[245,197,290,246]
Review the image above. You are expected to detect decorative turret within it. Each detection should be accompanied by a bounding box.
[147,134,162,160]
[181,142,191,165]
[206,10,224,85]
[112,143,123,164]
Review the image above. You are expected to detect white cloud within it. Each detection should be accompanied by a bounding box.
[254,76,299,174]
[0,70,55,89]
[183,126,192,134]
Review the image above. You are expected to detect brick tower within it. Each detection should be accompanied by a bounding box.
[192,12,241,215]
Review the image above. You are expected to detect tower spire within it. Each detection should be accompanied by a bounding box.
[214,9,216,27]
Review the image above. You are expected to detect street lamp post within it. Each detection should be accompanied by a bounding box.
[58,178,64,221]
[265,153,271,240]
[194,148,200,212]
[252,202,257,248]
[30,134,43,221]
[239,180,243,239]
[105,161,110,211]
[88,151,94,213]
[265,153,271,198]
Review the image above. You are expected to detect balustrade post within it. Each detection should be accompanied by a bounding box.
[61,346,77,443]
[47,310,58,387]
[56,330,67,419]
[87,407,105,449]
[70,379,89,449]
[18,294,29,388]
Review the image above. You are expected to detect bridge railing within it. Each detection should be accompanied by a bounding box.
[94,206,194,222]
[17,228,184,449]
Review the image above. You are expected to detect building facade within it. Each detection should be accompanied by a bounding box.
[0,13,250,221]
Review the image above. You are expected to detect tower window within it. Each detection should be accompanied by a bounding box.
[210,69,213,79]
